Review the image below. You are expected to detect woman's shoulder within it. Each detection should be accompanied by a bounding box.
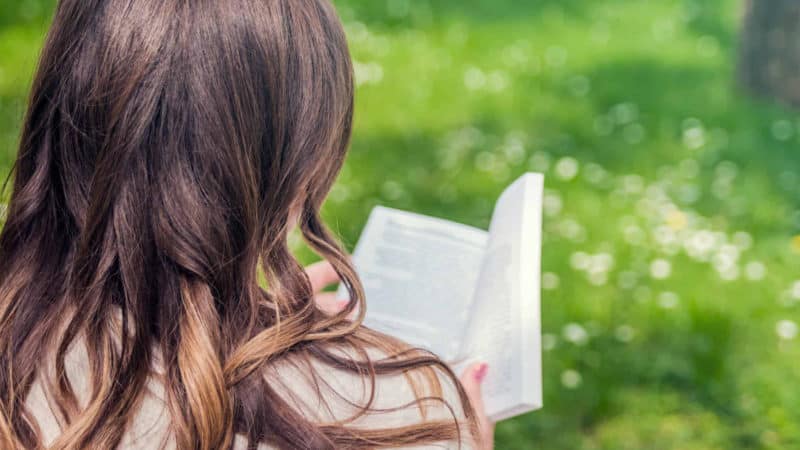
[266,349,462,427]
[267,345,475,449]
[26,332,474,449]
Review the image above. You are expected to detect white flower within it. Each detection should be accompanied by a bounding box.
[776,320,798,340]
[542,272,560,291]
[542,334,558,351]
[791,281,800,300]
[658,292,680,309]
[653,225,678,249]
[683,125,706,149]
[610,102,638,124]
[502,133,526,165]
[715,161,739,181]
[487,70,510,92]
[623,224,646,245]
[561,370,582,389]
[570,252,590,270]
[719,244,741,261]
[650,258,672,280]
[732,231,753,250]
[584,163,608,185]
[543,191,563,217]
[717,264,740,282]
[588,271,608,286]
[621,175,644,194]
[593,253,614,270]
[353,61,384,86]
[464,67,486,90]
[555,157,580,181]
[684,230,716,261]
[623,123,646,144]
[474,151,497,172]
[558,219,586,242]
[744,262,767,281]
[563,323,589,345]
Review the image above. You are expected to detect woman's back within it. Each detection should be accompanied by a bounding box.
[25,331,472,449]
[0,0,482,448]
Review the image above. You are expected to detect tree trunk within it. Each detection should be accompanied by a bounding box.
[739,0,800,107]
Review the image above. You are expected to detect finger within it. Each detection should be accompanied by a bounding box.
[460,362,488,414]
[305,260,340,292]
[460,362,495,449]
[314,292,349,315]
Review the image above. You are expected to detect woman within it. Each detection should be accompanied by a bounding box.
[0,0,495,449]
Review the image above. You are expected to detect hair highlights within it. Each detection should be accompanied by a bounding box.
[0,0,476,448]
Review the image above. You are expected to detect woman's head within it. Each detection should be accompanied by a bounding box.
[33,0,354,268]
[0,1,474,449]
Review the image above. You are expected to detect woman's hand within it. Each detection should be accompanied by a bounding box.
[304,260,349,315]
[460,363,496,450]
[306,260,495,448]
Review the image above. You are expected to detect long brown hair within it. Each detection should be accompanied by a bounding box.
[0,0,477,448]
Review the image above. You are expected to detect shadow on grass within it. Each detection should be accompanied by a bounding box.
[0,92,28,175]
[0,0,56,31]
[682,0,740,51]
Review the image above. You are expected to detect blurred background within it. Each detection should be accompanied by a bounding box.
[2,0,800,449]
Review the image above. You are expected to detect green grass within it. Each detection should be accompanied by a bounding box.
[3,0,800,448]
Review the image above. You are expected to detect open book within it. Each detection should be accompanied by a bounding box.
[343,173,544,421]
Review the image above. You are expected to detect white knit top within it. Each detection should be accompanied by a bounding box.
[25,335,473,449]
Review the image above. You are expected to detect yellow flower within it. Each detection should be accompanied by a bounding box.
[666,210,688,231]
[792,235,800,254]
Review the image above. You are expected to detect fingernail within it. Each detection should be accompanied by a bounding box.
[337,300,349,310]
[474,363,488,382]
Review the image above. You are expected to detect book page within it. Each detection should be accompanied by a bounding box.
[347,206,488,361]
[461,173,544,421]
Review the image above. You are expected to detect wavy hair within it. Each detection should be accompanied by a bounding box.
[0,0,477,448]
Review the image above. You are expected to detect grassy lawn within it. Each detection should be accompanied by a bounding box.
[2,0,800,448]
